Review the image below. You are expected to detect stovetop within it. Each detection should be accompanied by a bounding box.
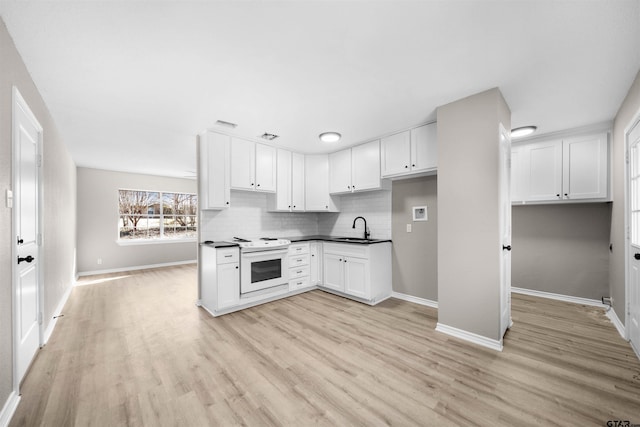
[227,237,291,250]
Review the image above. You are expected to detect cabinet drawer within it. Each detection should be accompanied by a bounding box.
[289,243,309,256]
[289,265,310,279]
[216,248,239,264]
[289,254,310,268]
[289,277,311,290]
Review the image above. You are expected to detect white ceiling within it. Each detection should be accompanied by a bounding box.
[1,1,639,178]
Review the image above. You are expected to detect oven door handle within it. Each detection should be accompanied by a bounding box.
[241,248,289,258]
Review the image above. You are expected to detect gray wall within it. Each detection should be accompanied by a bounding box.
[610,69,640,325]
[437,88,510,342]
[1,18,77,410]
[391,176,438,301]
[76,167,197,274]
[512,203,611,299]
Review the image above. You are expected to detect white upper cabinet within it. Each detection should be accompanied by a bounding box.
[271,149,305,212]
[255,143,277,192]
[230,137,255,191]
[352,140,382,191]
[562,133,608,200]
[381,123,437,178]
[274,149,292,211]
[329,148,352,194]
[329,140,383,194]
[231,138,276,192]
[410,123,438,172]
[198,131,230,210]
[291,152,305,211]
[527,139,563,201]
[512,131,609,204]
[305,154,339,211]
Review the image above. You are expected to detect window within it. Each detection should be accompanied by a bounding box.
[118,189,197,241]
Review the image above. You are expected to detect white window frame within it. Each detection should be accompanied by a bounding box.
[117,189,197,244]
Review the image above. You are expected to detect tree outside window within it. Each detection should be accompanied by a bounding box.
[118,190,197,240]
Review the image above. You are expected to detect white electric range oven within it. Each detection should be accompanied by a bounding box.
[230,238,291,295]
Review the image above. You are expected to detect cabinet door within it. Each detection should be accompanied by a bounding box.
[525,139,563,202]
[329,149,352,194]
[305,155,331,211]
[199,132,230,209]
[381,131,411,177]
[344,257,369,299]
[310,242,321,285]
[562,133,608,200]
[255,143,276,192]
[322,253,344,291]
[351,140,381,191]
[275,149,292,210]
[411,123,437,172]
[231,138,256,190]
[217,262,240,309]
[510,145,524,204]
[291,152,305,211]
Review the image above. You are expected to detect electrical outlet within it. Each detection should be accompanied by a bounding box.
[97,258,102,265]
[406,224,412,233]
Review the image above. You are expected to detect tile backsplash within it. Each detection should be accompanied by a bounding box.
[200,190,392,241]
[318,191,392,239]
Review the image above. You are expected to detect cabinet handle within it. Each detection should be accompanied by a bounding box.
[564,193,569,198]
[325,205,328,209]
[288,205,291,208]
[226,201,230,205]
[347,185,351,190]
[257,183,261,187]
[344,259,347,263]
[556,194,560,198]
[296,270,302,274]
[412,164,415,167]
[352,185,356,190]
[235,266,239,269]
[293,205,296,208]
[224,255,232,258]
[404,165,408,168]
[339,258,342,262]
[635,253,640,260]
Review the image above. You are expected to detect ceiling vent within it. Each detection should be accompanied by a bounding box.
[214,120,238,129]
[260,132,279,141]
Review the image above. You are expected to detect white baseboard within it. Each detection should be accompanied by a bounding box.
[77,260,196,278]
[43,281,74,345]
[436,323,503,352]
[0,392,20,427]
[511,287,607,308]
[606,308,626,340]
[391,292,438,308]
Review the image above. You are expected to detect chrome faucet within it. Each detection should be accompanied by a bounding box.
[352,216,370,240]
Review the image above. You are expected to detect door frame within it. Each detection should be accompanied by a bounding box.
[11,86,44,394]
[624,105,640,350]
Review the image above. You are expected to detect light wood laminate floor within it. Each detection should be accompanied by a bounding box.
[9,264,640,426]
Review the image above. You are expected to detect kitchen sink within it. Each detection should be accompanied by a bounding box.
[333,237,374,243]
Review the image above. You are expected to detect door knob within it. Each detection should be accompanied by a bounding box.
[502,245,512,251]
[18,255,34,264]
[17,237,23,245]
[634,253,640,260]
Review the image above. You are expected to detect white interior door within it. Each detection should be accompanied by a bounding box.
[13,87,42,387]
[628,119,640,356]
[499,125,512,338]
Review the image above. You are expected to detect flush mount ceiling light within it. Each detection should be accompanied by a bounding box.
[260,132,279,141]
[319,132,341,143]
[214,119,238,129]
[511,126,537,139]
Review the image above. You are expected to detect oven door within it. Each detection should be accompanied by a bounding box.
[241,248,289,294]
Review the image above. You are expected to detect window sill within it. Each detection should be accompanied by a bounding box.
[117,238,197,246]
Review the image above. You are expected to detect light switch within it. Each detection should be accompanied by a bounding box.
[406,224,412,233]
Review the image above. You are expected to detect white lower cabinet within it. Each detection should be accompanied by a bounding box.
[200,245,240,312]
[321,242,392,304]
[288,242,314,291]
[309,241,322,285]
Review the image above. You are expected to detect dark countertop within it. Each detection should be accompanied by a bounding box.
[284,235,392,245]
[200,241,240,248]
